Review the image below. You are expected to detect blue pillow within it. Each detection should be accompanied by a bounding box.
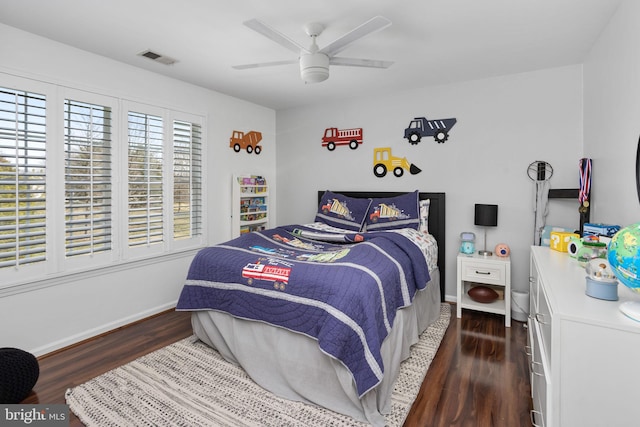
[366,191,420,231]
[315,191,371,231]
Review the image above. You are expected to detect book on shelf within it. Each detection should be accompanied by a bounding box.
[238,175,267,193]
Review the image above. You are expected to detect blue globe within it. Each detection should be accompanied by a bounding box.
[607,222,640,294]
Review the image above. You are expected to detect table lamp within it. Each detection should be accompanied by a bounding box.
[475,204,498,256]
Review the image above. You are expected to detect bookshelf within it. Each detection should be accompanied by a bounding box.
[232,174,269,238]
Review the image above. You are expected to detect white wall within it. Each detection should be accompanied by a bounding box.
[276,66,583,300]
[0,24,276,355]
[583,0,640,227]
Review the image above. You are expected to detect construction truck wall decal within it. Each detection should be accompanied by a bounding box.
[403,116,457,144]
[372,147,421,178]
[321,127,363,151]
[230,130,263,154]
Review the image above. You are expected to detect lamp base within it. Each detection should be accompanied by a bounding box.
[478,250,493,256]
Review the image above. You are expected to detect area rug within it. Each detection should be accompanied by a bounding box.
[66,303,450,427]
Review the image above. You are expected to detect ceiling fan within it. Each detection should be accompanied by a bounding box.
[233,16,393,84]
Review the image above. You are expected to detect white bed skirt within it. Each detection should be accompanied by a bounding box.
[192,269,441,426]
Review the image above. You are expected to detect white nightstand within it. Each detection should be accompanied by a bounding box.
[457,252,511,327]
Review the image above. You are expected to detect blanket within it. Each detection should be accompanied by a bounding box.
[176,224,431,396]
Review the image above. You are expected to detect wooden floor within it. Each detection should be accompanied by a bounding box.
[22,304,532,427]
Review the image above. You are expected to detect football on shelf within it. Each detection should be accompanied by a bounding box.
[468,285,499,303]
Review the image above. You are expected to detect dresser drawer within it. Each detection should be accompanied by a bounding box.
[460,261,506,285]
[531,321,549,427]
[535,284,552,368]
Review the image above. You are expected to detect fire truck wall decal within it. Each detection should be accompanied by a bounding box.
[321,127,363,151]
[403,116,457,144]
[230,130,263,154]
[372,147,421,178]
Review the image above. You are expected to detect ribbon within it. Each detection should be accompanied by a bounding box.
[579,158,592,205]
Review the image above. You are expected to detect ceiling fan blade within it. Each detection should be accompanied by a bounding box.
[319,16,392,57]
[233,59,298,70]
[329,57,394,68]
[243,19,307,54]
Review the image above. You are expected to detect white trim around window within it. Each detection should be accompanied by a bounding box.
[0,74,207,293]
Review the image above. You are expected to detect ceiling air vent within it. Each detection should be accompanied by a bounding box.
[138,50,178,65]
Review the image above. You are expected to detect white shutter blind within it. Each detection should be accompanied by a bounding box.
[0,87,47,268]
[64,99,112,257]
[173,120,202,240]
[128,111,163,247]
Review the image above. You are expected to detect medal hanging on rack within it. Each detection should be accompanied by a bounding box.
[579,158,592,214]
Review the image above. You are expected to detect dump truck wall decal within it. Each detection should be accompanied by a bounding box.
[403,116,457,144]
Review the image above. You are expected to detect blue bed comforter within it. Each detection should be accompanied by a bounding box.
[176,224,430,396]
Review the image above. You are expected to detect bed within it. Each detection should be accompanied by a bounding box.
[176,190,446,426]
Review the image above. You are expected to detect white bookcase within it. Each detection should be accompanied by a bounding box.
[232,174,269,238]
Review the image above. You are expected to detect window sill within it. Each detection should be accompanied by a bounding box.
[0,247,202,298]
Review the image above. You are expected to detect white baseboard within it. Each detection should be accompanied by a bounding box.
[30,300,178,357]
[444,294,457,304]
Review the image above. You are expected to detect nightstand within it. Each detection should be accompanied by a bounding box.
[457,252,511,327]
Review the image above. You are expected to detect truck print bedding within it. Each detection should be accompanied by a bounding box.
[176,191,446,426]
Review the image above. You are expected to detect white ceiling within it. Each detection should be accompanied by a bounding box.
[0,0,622,111]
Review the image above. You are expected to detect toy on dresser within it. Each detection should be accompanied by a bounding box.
[459,232,475,254]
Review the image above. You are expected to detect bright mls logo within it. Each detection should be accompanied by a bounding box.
[1,405,68,426]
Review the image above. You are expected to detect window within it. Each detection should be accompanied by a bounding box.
[64,99,112,257]
[173,120,202,240]
[0,87,47,269]
[0,78,206,289]
[127,111,164,248]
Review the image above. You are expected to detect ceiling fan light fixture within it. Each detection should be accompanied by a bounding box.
[300,53,329,84]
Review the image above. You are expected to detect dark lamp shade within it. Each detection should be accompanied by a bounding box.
[474,204,498,227]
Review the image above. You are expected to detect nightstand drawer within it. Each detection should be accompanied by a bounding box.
[461,262,506,285]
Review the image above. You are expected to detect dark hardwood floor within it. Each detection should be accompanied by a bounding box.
[22,304,532,427]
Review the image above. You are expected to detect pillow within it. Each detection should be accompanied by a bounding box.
[315,191,371,231]
[366,191,420,231]
[419,198,431,234]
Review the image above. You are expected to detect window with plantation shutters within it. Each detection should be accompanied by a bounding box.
[0,87,47,269]
[173,120,202,240]
[64,99,112,257]
[128,111,164,247]
[0,78,207,289]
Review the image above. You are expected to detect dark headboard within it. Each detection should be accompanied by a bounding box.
[317,191,446,301]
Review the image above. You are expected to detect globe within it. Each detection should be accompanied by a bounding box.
[607,222,640,322]
[607,222,640,293]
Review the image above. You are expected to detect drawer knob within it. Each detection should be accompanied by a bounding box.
[530,409,544,427]
[475,270,491,275]
[535,313,549,325]
[531,361,544,377]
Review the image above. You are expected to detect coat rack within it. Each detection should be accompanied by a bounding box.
[529,160,591,245]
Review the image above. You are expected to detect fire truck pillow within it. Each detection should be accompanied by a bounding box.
[315,191,372,232]
[365,191,420,231]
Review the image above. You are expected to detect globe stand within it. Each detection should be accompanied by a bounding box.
[619,301,640,322]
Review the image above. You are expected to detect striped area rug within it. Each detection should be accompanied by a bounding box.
[66,303,450,427]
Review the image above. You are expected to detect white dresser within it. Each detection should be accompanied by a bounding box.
[529,246,640,427]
